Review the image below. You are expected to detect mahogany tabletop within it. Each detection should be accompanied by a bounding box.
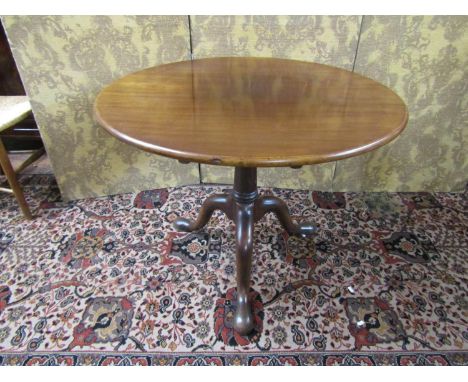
[94,57,408,168]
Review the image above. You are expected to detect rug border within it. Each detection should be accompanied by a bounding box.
[1,350,467,366]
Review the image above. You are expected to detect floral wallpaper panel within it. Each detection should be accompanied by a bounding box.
[3,16,466,197]
[333,16,468,192]
[1,16,199,200]
[191,15,363,190]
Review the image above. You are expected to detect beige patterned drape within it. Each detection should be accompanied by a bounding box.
[2,16,467,200]
[1,16,199,200]
[191,16,362,190]
[333,16,468,191]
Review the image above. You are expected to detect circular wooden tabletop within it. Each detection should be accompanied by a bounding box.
[94,57,408,168]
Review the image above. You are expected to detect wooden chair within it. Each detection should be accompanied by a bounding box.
[0,96,45,219]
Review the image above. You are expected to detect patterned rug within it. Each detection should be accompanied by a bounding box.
[0,175,467,366]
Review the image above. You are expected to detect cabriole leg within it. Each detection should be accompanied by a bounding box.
[173,193,231,232]
[231,167,258,335]
[173,165,316,336]
[233,202,255,335]
[255,195,317,237]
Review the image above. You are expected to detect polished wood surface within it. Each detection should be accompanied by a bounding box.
[95,57,409,336]
[94,57,408,168]
[173,167,316,334]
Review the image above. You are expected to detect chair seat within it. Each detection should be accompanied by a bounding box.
[0,96,32,132]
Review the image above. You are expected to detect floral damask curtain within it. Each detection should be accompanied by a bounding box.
[1,16,199,200]
[333,16,467,192]
[2,16,466,200]
[192,16,467,192]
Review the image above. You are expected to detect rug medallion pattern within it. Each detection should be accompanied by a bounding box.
[0,176,466,365]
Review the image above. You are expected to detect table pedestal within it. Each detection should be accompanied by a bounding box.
[174,167,316,335]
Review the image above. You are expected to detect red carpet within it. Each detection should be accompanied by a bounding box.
[0,175,466,365]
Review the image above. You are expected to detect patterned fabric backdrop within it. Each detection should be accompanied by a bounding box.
[1,16,199,200]
[333,16,468,192]
[191,15,362,190]
[193,15,468,192]
[0,175,466,365]
[1,16,467,200]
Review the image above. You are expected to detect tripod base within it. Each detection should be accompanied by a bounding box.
[174,167,317,335]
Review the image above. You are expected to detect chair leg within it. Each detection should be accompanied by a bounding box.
[14,147,46,174]
[0,138,33,219]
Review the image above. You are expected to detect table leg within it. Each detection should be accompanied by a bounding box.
[255,195,317,237]
[173,194,232,232]
[233,201,255,334]
[230,167,257,334]
[174,166,316,336]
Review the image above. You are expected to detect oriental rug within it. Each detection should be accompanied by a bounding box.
[0,175,466,365]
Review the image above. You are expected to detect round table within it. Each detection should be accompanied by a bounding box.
[94,57,408,335]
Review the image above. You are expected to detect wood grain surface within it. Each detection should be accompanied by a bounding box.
[94,57,408,167]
